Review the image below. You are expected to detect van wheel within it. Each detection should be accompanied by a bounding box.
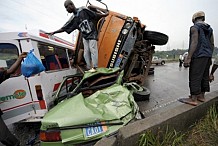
[133,86,150,101]
[143,31,168,45]
[161,61,165,65]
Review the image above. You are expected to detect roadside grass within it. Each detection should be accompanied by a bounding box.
[138,127,184,146]
[138,104,218,146]
[183,104,218,146]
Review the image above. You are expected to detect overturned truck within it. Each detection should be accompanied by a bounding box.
[74,7,168,85]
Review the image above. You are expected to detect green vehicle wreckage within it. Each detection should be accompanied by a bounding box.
[40,68,145,145]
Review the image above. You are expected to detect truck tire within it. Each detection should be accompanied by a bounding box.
[133,86,150,101]
[148,67,154,75]
[148,70,154,75]
[143,30,168,45]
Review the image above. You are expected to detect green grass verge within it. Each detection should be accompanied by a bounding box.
[138,104,218,146]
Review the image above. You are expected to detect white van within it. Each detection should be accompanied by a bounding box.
[0,30,77,125]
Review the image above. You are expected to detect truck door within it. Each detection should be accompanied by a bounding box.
[0,40,34,125]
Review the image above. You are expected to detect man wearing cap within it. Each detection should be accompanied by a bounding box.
[179,11,214,106]
[47,0,108,72]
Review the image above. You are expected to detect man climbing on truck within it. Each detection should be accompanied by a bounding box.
[47,0,109,71]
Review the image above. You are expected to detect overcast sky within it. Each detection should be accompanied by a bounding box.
[0,0,217,51]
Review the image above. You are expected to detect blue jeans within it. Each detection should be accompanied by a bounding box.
[83,39,98,69]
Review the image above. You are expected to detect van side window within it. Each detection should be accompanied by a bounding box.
[0,43,20,76]
[38,43,70,71]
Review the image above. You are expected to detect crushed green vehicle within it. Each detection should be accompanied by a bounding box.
[40,68,144,146]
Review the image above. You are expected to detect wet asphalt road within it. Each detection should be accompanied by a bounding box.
[138,62,218,117]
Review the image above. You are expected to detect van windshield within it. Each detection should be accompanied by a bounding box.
[0,43,19,69]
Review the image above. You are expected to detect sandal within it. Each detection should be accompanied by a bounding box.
[189,94,205,102]
[178,98,198,106]
[197,93,205,102]
[197,96,205,102]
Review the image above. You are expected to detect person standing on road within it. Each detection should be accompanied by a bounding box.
[182,52,189,68]
[0,52,27,146]
[209,55,218,82]
[46,0,109,71]
[179,11,214,106]
[179,54,183,67]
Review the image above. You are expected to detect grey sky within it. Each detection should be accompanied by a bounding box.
[0,0,217,51]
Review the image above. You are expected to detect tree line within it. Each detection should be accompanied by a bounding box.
[153,47,218,60]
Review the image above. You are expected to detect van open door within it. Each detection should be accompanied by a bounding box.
[0,40,35,125]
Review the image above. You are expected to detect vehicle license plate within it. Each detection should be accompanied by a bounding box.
[84,122,108,137]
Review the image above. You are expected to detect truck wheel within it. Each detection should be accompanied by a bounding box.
[143,30,168,45]
[161,61,165,65]
[133,86,150,101]
[149,67,154,71]
[148,70,154,75]
[148,67,154,75]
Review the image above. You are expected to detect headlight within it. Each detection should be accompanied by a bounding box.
[122,29,128,35]
[126,17,133,22]
[124,22,131,29]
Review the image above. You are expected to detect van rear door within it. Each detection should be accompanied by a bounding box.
[0,40,35,125]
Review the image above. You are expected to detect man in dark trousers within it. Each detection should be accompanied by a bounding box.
[0,52,27,146]
[47,0,108,71]
[179,11,214,106]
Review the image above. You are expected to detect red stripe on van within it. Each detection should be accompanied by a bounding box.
[39,100,46,109]
[39,32,49,39]
[2,101,47,112]
[53,79,73,92]
[53,83,61,92]
[54,38,74,47]
[2,102,33,112]
[39,32,74,47]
